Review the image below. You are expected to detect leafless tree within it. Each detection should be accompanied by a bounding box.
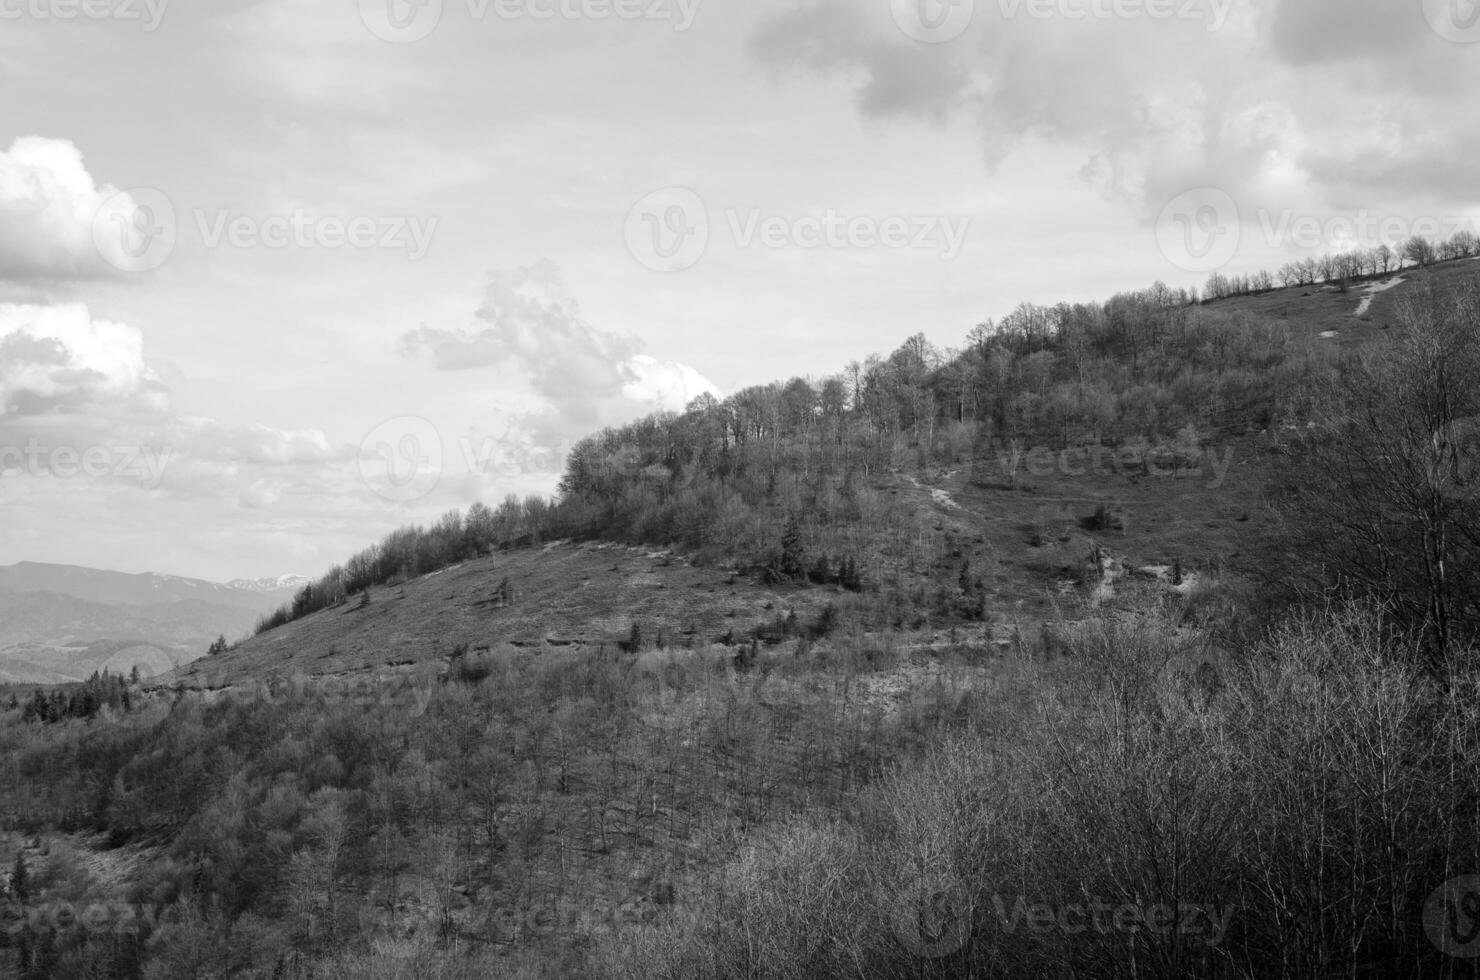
[1271,282,1480,666]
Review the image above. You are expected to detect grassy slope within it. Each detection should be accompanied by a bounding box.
[157,542,847,692]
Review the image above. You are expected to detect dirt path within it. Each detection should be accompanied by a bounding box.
[1356,276,1405,316]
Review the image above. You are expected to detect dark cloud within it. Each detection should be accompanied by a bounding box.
[1266,0,1427,65]
[746,0,1480,220]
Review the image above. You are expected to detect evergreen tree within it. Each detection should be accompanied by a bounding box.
[840,556,863,592]
[778,515,805,579]
[11,850,27,903]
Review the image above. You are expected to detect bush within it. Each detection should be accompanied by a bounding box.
[592,605,1480,979]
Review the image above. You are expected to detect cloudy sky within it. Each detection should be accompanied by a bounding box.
[1,0,1477,581]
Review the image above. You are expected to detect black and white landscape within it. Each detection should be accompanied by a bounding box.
[3,1,1480,978]
[0,563,305,684]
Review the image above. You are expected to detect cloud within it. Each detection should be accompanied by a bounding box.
[0,137,138,284]
[0,302,351,505]
[399,260,719,440]
[622,355,722,412]
[746,0,1480,219]
[1265,0,1427,67]
[0,303,170,417]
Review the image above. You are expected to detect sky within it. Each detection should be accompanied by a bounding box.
[1,0,1478,581]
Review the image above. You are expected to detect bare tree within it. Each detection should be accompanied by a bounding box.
[1271,282,1480,666]
[1403,235,1437,270]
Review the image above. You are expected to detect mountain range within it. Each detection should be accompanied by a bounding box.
[0,562,306,685]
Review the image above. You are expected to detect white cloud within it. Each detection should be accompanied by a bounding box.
[621,354,720,413]
[0,137,139,283]
[400,260,721,440]
[0,303,170,416]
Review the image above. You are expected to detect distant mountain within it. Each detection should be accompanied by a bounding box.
[0,562,305,611]
[0,562,306,686]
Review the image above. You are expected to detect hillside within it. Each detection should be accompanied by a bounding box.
[181,263,1480,694]
[3,260,1479,980]
[160,541,851,692]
